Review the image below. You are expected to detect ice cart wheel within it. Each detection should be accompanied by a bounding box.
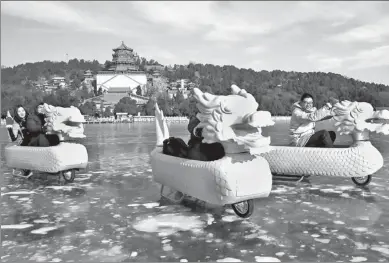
[61,169,76,183]
[351,175,372,187]
[231,199,254,218]
[160,185,185,204]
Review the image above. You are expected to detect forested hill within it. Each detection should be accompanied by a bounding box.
[1,57,161,85]
[162,63,389,115]
[2,59,389,116]
[1,59,103,85]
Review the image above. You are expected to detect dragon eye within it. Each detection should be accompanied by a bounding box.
[221,102,232,114]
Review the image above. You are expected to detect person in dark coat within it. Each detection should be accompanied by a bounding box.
[24,103,59,147]
[186,115,225,161]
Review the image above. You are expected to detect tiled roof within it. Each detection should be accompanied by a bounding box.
[129,93,149,100]
[107,87,129,93]
[113,41,133,52]
[102,93,129,105]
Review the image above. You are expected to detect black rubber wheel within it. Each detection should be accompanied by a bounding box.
[61,169,76,183]
[351,175,372,187]
[231,199,254,218]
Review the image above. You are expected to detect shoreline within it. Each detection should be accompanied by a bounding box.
[1,116,292,126]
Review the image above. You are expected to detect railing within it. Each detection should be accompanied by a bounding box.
[1,116,290,126]
[271,116,291,122]
[83,118,129,124]
[133,116,189,123]
[82,116,189,124]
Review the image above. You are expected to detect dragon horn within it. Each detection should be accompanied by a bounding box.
[372,109,389,120]
[231,84,252,99]
[193,88,219,108]
[231,84,241,95]
[155,103,169,146]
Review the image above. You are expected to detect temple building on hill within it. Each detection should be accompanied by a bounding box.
[96,41,148,95]
[84,70,94,81]
[82,70,95,92]
[94,41,149,110]
[84,91,148,113]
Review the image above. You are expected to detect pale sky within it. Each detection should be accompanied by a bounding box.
[2,1,389,85]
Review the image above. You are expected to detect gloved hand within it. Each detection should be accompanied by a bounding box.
[6,111,14,127]
[45,122,54,133]
[329,97,340,105]
[324,102,333,110]
[6,116,14,126]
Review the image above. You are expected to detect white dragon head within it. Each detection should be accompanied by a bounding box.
[42,103,86,141]
[331,100,389,139]
[193,85,274,155]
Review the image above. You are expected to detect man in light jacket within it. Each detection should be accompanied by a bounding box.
[289,93,337,147]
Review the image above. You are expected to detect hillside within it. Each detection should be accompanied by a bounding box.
[162,63,389,115]
[2,59,389,116]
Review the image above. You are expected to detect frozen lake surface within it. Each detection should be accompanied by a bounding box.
[1,122,389,262]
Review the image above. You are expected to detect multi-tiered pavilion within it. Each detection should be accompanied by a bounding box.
[93,42,149,111]
[97,41,148,94]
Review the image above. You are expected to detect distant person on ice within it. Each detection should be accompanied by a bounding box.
[289,93,337,148]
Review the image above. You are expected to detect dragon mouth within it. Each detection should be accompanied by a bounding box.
[368,118,389,124]
[227,119,274,154]
[232,125,271,145]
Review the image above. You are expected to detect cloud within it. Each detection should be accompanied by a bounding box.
[130,2,215,31]
[245,46,265,55]
[1,1,106,32]
[348,45,389,70]
[0,1,146,38]
[130,1,272,42]
[306,53,344,70]
[137,46,178,65]
[328,17,389,43]
[2,1,389,85]
[246,60,268,71]
[307,45,389,71]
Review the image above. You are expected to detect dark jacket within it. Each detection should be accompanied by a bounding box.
[187,117,225,161]
[26,114,45,135]
[187,133,225,161]
[162,116,225,161]
[21,113,50,147]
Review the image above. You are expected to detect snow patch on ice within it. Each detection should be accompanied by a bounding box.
[133,213,205,236]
